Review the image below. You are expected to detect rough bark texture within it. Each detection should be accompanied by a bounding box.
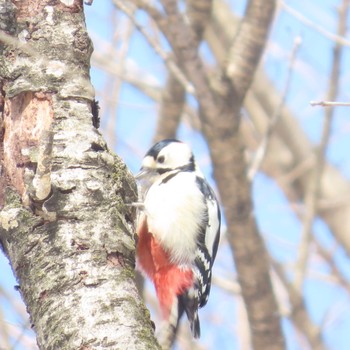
[0,1,159,349]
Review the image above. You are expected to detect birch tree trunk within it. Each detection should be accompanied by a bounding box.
[0,1,159,349]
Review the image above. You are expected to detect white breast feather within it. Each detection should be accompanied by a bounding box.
[144,172,206,265]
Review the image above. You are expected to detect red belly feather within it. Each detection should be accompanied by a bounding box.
[137,216,193,318]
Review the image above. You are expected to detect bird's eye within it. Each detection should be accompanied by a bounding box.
[157,155,165,164]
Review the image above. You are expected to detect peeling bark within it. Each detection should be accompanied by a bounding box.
[2,92,54,205]
[0,1,159,349]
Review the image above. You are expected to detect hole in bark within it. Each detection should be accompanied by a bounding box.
[90,142,105,152]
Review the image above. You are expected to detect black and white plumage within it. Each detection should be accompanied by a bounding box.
[135,139,221,345]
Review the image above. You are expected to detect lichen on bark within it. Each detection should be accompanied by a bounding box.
[0,0,159,349]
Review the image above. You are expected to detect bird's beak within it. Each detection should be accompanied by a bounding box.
[135,168,148,180]
[135,167,156,181]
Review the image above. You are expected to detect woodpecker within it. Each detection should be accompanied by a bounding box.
[135,139,221,344]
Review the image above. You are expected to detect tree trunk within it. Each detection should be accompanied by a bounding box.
[0,1,159,349]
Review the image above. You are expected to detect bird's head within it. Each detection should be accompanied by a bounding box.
[136,139,195,181]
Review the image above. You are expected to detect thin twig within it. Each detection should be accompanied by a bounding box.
[272,260,327,350]
[133,0,163,20]
[0,305,11,350]
[113,0,195,95]
[280,1,350,47]
[248,36,301,180]
[310,100,350,107]
[104,9,135,149]
[293,0,349,292]
[211,275,241,295]
[93,49,202,131]
[315,239,350,295]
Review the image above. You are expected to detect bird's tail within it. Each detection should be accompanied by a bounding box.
[179,292,200,338]
[157,298,182,350]
[158,292,200,349]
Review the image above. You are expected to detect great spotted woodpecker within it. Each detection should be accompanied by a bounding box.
[135,139,221,344]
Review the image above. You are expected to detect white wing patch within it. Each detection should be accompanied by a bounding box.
[205,197,220,259]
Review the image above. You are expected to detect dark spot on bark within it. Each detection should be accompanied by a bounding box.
[14,285,21,291]
[79,346,93,350]
[91,100,100,128]
[124,211,134,225]
[71,239,89,251]
[83,281,99,288]
[39,290,48,301]
[16,160,37,171]
[58,186,76,194]
[90,142,104,152]
[15,260,29,273]
[0,84,5,114]
[24,240,40,254]
[107,252,125,267]
[78,271,88,282]
[32,219,46,231]
[56,215,79,221]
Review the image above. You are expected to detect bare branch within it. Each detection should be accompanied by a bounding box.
[153,0,213,142]
[154,73,185,141]
[280,1,350,47]
[186,0,213,40]
[248,35,301,180]
[310,100,350,107]
[212,275,241,295]
[104,9,135,149]
[0,305,11,350]
[226,0,277,104]
[113,0,195,95]
[293,0,349,292]
[314,240,350,296]
[272,262,327,350]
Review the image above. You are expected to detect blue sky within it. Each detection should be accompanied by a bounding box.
[1,1,350,349]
